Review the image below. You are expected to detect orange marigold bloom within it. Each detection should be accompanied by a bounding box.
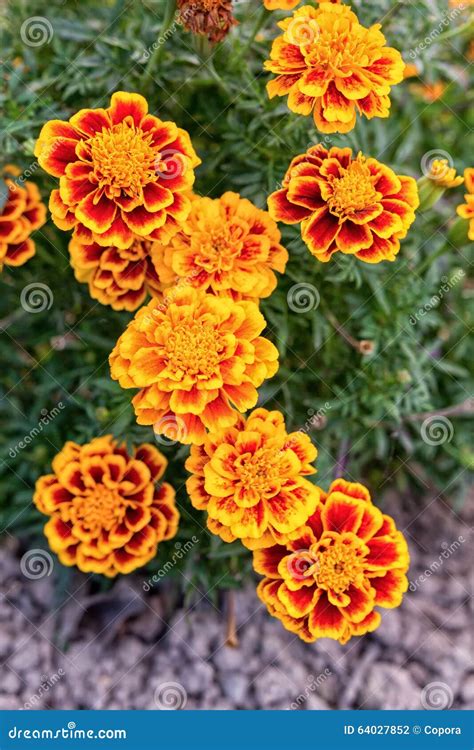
[109,288,279,445]
[151,191,288,300]
[457,168,474,241]
[264,0,301,9]
[185,408,319,548]
[69,234,167,311]
[34,436,179,577]
[34,92,200,249]
[177,0,237,43]
[254,478,410,644]
[268,144,419,263]
[0,170,46,270]
[264,3,405,133]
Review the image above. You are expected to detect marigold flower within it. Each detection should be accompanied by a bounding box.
[0,170,46,270]
[268,144,419,263]
[69,234,167,311]
[185,408,319,547]
[254,478,410,643]
[34,92,200,249]
[264,3,405,133]
[177,0,237,43]
[151,192,288,300]
[34,436,179,577]
[457,168,474,241]
[109,288,279,445]
[264,0,301,9]
[425,159,464,189]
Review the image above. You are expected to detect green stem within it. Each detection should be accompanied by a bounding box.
[417,245,447,275]
[142,0,177,85]
[237,5,268,62]
[436,16,474,43]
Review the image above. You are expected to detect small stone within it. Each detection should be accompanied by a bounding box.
[254,666,294,708]
[220,672,248,705]
[2,669,21,694]
[461,675,474,707]
[362,664,420,710]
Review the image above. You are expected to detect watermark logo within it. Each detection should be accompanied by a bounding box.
[20,549,54,580]
[154,681,187,710]
[421,681,453,710]
[20,283,53,313]
[287,283,320,313]
[20,16,54,47]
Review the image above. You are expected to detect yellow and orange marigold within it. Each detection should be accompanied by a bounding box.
[0,168,46,270]
[109,288,279,445]
[34,436,179,577]
[254,479,410,644]
[268,144,419,263]
[151,191,288,301]
[34,92,200,249]
[69,235,167,311]
[264,3,405,133]
[457,168,474,241]
[264,0,301,9]
[185,408,319,548]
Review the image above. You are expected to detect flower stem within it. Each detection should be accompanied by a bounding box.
[225,590,239,648]
[142,0,177,86]
[236,5,268,63]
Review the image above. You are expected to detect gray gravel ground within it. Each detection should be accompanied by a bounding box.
[0,488,472,710]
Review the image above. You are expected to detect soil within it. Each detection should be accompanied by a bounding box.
[0,488,472,710]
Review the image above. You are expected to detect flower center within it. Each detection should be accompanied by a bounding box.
[165,321,223,379]
[304,17,371,71]
[90,122,157,199]
[314,534,367,594]
[194,225,244,273]
[327,158,378,219]
[70,486,125,534]
[235,447,283,493]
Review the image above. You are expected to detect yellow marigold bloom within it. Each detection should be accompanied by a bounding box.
[69,234,167,311]
[426,159,464,189]
[457,168,474,241]
[151,192,288,301]
[34,436,179,577]
[268,144,419,263]
[403,62,419,79]
[185,408,319,548]
[265,3,405,133]
[177,0,237,43]
[109,288,279,445]
[0,169,46,270]
[34,92,200,249]
[264,0,301,9]
[254,479,410,644]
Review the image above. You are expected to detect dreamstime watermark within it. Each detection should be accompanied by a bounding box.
[23,670,65,710]
[407,5,465,59]
[420,415,454,446]
[287,283,320,313]
[409,269,465,325]
[154,681,187,710]
[420,149,455,180]
[20,549,54,580]
[421,681,454,710]
[409,536,465,591]
[289,669,332,709]
[153,414,188,447]
[8,724,127,740]
[155,149,190,181]
[143,537,199,591]
[286,16,320,46]
[20,282,54,313]
[20,16,54,47]
[9,402,66,459]
[142,5,196,60]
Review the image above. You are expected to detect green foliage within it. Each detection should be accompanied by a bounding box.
[0,0,472,596]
